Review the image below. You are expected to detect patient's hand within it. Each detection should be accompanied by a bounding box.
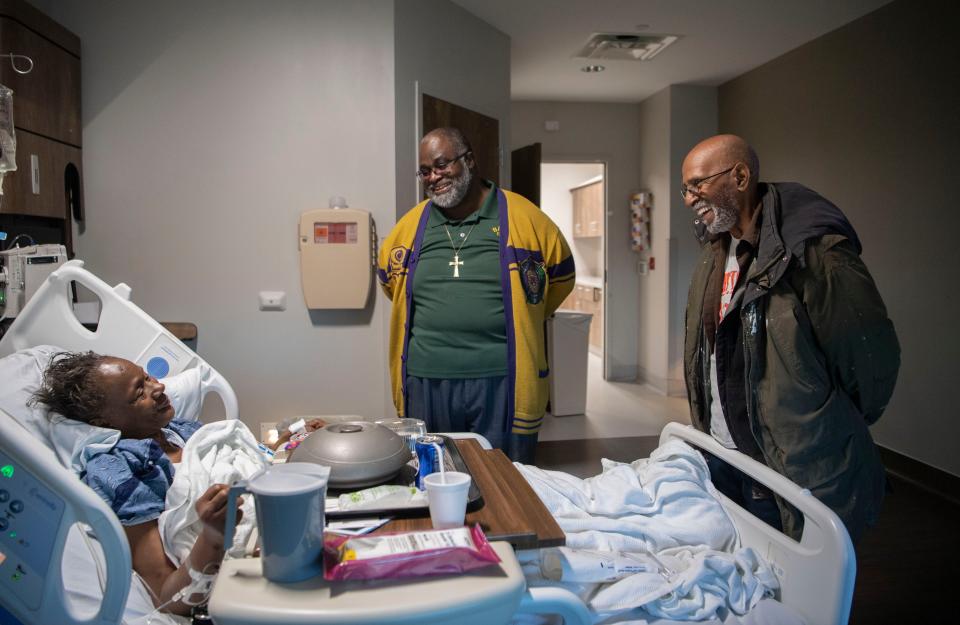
[195,483,242,547]
[304,418,327,432]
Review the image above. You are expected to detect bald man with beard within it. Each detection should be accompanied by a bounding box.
[378,128,575,463]
[681,135,900,542]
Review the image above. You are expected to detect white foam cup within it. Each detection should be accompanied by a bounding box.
[423,471,472,529]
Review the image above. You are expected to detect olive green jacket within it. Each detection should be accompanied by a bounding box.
[684,183,900,542]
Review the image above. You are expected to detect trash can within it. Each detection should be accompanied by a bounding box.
[547,310,592,416]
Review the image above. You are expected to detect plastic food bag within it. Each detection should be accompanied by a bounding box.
[338,484,426,511]
[0,85,17,195]
[324,524,500,581]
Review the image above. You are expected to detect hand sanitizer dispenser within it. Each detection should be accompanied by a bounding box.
[298,197,373,309]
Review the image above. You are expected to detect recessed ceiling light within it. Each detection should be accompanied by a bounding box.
[581,65,605,73]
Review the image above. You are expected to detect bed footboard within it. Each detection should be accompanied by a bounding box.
[660,422,855,625]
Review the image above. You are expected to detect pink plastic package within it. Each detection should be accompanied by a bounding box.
[323,524,501,581]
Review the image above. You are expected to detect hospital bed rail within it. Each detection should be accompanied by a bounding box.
[0,408,131,625]
[660,422,856,625]
[0,259,238,421]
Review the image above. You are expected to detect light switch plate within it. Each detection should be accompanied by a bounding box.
[259,291,286,311]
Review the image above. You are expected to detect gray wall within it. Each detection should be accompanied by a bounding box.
[511,102,642,380]
[636,90,671,392]
[719,0,960,476]
[394,0,511,217]
[42,0,400,429]
[636,86,717,395]
[667,86,718,393]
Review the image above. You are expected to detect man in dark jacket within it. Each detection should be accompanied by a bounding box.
[681,134,899,542]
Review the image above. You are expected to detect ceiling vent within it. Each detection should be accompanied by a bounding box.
[576,33,679,61]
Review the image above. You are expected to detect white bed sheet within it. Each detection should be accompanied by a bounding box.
[513,598,804,625]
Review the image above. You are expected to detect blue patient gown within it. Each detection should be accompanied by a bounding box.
[81,420,202,526]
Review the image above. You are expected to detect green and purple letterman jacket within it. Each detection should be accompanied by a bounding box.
[378,188,575,435]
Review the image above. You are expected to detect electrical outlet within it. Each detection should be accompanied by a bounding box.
[259,291,286,311]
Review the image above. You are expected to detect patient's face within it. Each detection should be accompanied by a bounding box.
[92,357,175,439]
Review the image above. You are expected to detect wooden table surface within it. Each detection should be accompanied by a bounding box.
[376,439,565,550]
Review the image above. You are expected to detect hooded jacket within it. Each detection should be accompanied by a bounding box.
[684,182,900,541]
[378,188,575,435]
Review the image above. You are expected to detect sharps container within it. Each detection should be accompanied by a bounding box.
[225,463,331,583]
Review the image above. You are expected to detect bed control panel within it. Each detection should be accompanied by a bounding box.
[0,449,65,610]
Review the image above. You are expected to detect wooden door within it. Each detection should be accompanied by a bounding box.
[422,94,499,185]
[510,143,540,205]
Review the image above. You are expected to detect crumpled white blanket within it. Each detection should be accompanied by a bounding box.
[158,420,266,566]
[516,440,779,622]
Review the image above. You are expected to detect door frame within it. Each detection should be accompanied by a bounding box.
[413,80,506,205]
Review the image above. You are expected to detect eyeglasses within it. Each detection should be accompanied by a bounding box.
[416,150,470,180]
[680,165,736,198]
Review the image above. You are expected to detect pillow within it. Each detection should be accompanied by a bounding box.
[0,346,209,474]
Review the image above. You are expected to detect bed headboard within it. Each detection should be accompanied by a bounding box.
[660,422,856,625]
[0,260,238,420]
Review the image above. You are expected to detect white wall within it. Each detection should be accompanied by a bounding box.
[42,0,399,428]
[512,102,642,381]
[394,0,511,217]
[540,163,603,281]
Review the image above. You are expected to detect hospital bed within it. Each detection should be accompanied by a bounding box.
[0,261,855,625]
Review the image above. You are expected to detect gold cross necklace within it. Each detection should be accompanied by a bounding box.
[443,222,477,278]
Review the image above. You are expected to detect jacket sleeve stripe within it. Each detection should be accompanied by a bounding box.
[547,255,576,279]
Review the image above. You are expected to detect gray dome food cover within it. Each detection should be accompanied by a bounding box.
[288,421,411,488]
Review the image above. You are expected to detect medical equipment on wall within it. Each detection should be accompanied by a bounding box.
[298,197,375,309]
[0,84,18,197]
[0,243,67,321]
[630,191,651,253]
[0,409,133,625]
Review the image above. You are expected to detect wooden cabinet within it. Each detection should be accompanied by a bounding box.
[0,6,81,146]
[0,0,82,253]
[571,179,603,238]
[558,282,603,353]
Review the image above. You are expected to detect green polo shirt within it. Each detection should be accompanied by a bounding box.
[407,182,507,378]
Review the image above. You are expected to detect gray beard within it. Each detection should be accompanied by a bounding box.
[698,194,738,234]
[428,167,473,208]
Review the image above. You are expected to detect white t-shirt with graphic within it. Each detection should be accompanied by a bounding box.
[709,237,741,449]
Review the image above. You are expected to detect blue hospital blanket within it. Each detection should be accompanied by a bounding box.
[81,419,203,526]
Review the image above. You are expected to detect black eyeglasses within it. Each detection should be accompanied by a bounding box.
[416,150,470,180]
[680,165,736,198]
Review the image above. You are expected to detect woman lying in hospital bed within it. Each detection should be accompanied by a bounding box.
[2,346,323,620]
[1,349,847,625]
